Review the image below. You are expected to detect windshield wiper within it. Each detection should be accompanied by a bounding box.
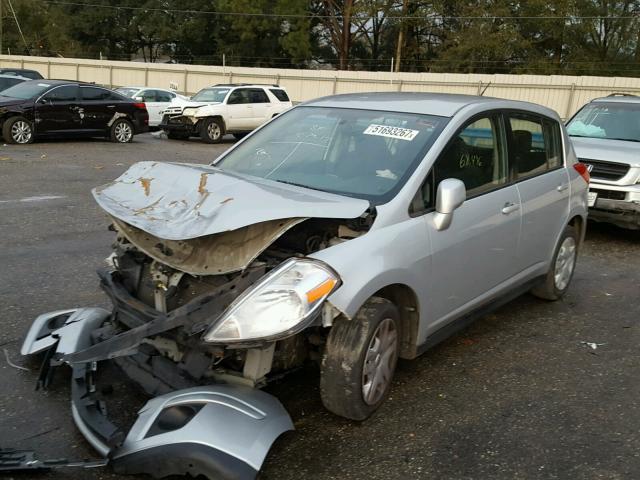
[273,179,327,193]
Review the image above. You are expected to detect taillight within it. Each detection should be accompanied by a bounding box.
[573,162,590,183]
[133,102,147,110]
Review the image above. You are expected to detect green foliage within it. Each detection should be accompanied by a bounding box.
[1,0,639,76]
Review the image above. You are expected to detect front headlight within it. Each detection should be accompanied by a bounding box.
[182,107,199,116]
[203,258,340,343]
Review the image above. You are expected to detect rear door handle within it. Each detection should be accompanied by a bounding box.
[557,184,569,192]
[501,202,520,215]
[107,105,116,108]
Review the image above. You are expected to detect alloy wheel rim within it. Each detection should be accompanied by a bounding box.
[554,236,576,291]
[12,121,32,144]
[207,122,221,140]
[115,122,132,142]
[362,317,398,405]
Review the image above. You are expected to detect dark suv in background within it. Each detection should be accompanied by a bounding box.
[0,80,149,144]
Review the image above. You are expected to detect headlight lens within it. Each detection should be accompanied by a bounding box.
[182,107,199,116]
[203,259,340,343]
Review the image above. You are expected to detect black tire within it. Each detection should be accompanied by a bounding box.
[167,131,190,140]
[232,132,248,140]
[531,225,579,301]
[199,117,224,144]
[3,116,34,144]
[110,118,134,143]
[320,297,400,421]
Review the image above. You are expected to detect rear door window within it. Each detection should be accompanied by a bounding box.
[81,87,114,101]
[249,88,270,104]
[508,113,563,179]
[155,90,174,102]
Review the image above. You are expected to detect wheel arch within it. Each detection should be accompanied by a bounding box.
[360,283,420,360]
[567,214,586,249]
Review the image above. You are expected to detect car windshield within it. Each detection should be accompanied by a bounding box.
[191,87,230,102]
[567,102,640,142]
[0,81,54,100]
[215,106,448,203]
[115,87,140,98]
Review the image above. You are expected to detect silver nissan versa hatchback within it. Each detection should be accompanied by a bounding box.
[17,93,588,480]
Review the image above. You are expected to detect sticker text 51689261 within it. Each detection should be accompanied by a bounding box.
[363,124,420,141]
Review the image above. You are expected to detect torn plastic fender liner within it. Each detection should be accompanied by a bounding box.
[111,385,294,479]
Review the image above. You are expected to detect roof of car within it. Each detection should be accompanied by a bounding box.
[117,86,174,91]
[0,73,28,80]
[591,94,640,104]
[302,92,555,118]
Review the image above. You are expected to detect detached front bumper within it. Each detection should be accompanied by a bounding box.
[16,308,293,480]
[589,183,640,229]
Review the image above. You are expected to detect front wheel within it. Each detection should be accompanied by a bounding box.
[199,117,224,144]
[110,118,134,143]
[531,225,578,300]
[321,297,400,421]
[3,116,34,144]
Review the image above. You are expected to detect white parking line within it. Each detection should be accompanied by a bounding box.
[0,195,67,204]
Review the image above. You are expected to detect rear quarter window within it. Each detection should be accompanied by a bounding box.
[270,89,290,102]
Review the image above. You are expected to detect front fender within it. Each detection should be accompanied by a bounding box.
[310,216,431,321]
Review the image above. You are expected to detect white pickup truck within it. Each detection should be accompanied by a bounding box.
[159,84,292,143]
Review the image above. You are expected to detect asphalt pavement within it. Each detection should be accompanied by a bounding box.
[0,133,639,480]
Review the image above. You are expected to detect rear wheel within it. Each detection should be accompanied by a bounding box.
[199,117,223,144]
[3,116,34,144]
[321,297,400,420]
[110,118,134,143]
[531,225,578,300]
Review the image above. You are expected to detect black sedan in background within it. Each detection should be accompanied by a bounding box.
[0,80,149,144]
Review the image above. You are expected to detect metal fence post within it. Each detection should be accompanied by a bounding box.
[565,83,576,119]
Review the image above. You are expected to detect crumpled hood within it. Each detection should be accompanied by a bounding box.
[167,98,220,110]
[571,136,640,167]
[93,161,370,241]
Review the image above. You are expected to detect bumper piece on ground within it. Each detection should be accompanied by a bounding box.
[112,385,294,479]
[18,308,294,480]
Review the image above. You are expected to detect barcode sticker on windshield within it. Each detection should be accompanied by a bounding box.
[363,124,419,141]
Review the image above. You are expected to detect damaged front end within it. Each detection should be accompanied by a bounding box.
[16,161,374,479]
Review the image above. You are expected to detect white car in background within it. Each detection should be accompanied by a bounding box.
[159,84,293,142]
[115,87,188,127]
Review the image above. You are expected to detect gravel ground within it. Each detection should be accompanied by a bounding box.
[0,133,638,480]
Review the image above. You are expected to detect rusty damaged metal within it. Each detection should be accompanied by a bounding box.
[92,161,370,241]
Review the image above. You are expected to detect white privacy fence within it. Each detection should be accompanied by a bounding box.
[3,55,640,118]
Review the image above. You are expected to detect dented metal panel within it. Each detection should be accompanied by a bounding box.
[93,161,370,241]
[112,216,305,275]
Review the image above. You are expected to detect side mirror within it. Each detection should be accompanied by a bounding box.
[433,178,466,231]
[134,96,144,102]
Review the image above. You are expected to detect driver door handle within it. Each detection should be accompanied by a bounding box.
[501,202,520,215]
[557,183,569,192]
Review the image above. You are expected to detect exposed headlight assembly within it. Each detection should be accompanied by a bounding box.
[203,258,340,344]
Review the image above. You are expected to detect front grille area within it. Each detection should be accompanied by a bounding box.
[594,189,626,201]
[579,158,630,181]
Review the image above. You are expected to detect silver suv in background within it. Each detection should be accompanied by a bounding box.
[567,94,640,229]
[20,93,588,479]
